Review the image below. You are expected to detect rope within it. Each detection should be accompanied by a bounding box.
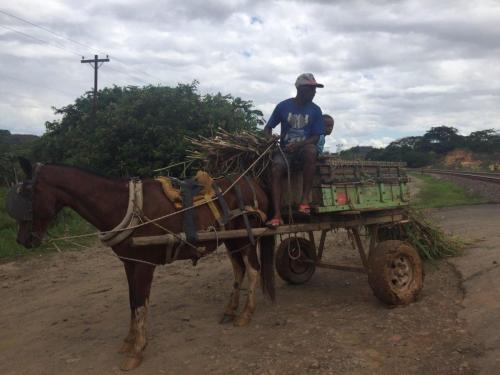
[108,253,160,267]
[277,144,297,260]
[207,225,220,251]
[48,139,279,243]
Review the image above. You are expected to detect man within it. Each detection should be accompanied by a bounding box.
[316,114,334,154]
[264,73,325,228]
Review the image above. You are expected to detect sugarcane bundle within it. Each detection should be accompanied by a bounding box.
[378,208,465,260]
[186,129,276,178]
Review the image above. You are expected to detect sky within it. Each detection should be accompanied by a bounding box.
[1,0,500,153]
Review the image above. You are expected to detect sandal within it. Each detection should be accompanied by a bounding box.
[297,203,311,215]
[265,217,283,229]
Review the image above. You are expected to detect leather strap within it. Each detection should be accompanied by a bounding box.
[226,176,255,246]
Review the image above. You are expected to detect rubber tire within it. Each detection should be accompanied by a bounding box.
[275,237,316,285]
[367,240,424,305]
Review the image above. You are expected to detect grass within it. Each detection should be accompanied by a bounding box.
[0,186,96,261]
[379,208,466,260]
[411,173,488,209]
[394,173,482,260]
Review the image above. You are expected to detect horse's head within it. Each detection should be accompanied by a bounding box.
[5,158,59,248]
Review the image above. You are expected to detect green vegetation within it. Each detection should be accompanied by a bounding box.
[379,208,465,260]
[33,82,264,178]
[340,126,500,168]
[1,130,39,186]
[0,187,95,260]
[411,173,488,208]
[379,173,487,260]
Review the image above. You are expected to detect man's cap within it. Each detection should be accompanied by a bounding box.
[295,73,324,88]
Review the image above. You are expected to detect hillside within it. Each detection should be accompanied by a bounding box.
[0,129,39,152]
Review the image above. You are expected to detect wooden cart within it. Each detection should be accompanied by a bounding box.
[133,158,423,306]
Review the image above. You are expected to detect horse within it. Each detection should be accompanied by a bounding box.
[6,158,275,371]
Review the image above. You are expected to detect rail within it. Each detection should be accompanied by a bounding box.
[421,169,500,184]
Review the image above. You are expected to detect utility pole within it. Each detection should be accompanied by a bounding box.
[81,54,110,118]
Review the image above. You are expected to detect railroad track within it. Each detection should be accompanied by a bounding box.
[422,169,500,184]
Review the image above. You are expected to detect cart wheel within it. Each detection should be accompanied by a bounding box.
[367,240,423,305]
[275,237,316,285]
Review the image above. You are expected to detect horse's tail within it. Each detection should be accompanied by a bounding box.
[259,235,276,301]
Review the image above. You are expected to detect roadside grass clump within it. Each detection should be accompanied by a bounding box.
[1,186,95,260]
[379,208,466,260]
[410,172,487,209]
[391,172,482,260]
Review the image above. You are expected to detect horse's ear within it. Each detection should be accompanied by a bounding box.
[18,157,33,179]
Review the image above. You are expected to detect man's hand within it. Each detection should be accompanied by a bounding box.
[285,142,300,153]
[263,127,274,141]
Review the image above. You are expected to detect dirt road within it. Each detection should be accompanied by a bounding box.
[430,204,500,374]
[1,218,488,375]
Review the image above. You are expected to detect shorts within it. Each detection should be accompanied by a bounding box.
[272,143,318,171]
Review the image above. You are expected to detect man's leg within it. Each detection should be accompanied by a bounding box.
[300,144,317,204]
[270,153,287,222]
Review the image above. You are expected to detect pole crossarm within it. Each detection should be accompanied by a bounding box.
[80,54,110,118]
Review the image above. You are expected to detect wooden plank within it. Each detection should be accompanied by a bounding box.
[131,213,405,247]
[316,263,366,274]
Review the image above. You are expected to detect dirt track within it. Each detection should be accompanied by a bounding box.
[0,224,485,375]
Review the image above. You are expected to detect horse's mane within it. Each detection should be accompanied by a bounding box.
[45,163,130,182]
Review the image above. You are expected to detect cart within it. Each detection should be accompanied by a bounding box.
[132,157,423,306]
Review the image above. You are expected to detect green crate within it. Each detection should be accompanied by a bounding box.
[281,158,410,213]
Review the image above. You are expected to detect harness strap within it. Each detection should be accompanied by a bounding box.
[99,179,143,247]
[204,192,225,229]
[226,176,256,246]
[212,181,230,224]
[244,175,259,210]
[180,179,198,244]
[227,207,266,223]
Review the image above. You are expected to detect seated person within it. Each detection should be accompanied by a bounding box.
[316,114,334,154]
[264,73,325,228]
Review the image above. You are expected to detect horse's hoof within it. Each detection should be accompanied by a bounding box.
[219,314,235,324]
[120,354,143,371]
[118,341,134,354]
[233,316,251,327]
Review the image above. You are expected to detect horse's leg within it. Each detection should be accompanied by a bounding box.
[120,263,155,371]
[119,261,137,353]
[220,246,246,324]
[234,244,260,327]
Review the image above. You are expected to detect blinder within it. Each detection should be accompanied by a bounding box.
[5,183,34,222]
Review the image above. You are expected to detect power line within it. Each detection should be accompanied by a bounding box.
[0,9,165,85]
[0,24,82,57]
[103,64,152,86]
[0,10,169,88]
[0,8,95,52]
[112,56,165,85]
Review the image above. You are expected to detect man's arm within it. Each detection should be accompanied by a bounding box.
[264,103,282,140]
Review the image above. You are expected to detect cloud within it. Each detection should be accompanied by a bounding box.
[0,0,499,146]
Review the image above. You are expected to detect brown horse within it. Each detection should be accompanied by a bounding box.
[7,159,275,371]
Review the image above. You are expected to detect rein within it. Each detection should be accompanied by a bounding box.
[47,139,278,243]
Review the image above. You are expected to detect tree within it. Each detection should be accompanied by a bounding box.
[0,130,38,185]
[420,126,463,154]
[34,82,264,177]
[466,129,500,152]
[339,146,376,160]
[387,136,422,150]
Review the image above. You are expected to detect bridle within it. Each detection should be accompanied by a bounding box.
[5,163,44,244]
